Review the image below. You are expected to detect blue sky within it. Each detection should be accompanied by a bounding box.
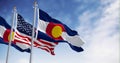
[0,0,119,63]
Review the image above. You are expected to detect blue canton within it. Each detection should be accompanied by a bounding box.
[17,14,33,36]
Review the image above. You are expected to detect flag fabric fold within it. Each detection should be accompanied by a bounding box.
[38,9,84,52]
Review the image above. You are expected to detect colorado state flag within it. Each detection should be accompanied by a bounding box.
[38,9,84,52]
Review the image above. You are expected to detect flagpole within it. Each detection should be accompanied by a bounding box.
[14,10,18,32]
[29,1,37,63]
[6,7,16,63]
[35,5,39,41]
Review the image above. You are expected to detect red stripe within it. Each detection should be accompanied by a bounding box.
[40,47,55,55]
[37,39,58,46]
[14,39,31,46]
[34,42,41,47]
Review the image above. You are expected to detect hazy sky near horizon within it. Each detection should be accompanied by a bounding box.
[0,0,119,63]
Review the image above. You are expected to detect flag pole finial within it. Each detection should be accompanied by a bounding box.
[13,6,17,12]
[14,6,16,9]
[34,1,37,4]
[34,1,38,7]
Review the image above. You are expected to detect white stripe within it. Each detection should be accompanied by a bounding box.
[16,42,30,49]
[38,39,57,46]
[14,37,31,45]
[38,46,53,54]
[0,26,6,38]
[61,32,84,47]
[37,19,49,33]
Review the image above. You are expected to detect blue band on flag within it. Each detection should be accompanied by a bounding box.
[0,16,11,29]
[68,43,84,52]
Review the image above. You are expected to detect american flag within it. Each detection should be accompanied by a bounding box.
[16,14,58,55]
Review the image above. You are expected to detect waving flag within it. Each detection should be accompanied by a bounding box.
[17,14,58,55]
[38,9,84,52]
[0,16,31,52]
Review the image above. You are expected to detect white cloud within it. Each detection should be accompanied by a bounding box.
[18,58,29,63]
[77,0,119,63]
[0,60,4,63]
